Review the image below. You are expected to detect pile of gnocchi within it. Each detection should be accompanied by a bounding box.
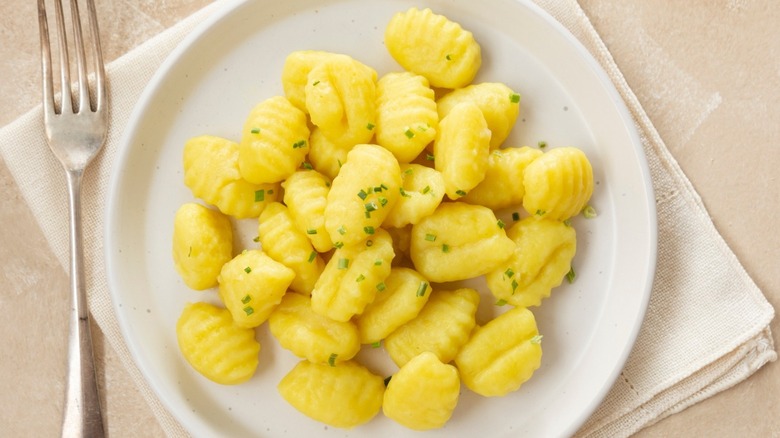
[171,6,594,431]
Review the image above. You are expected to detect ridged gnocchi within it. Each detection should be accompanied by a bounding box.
[354,267,431,345]
[278,360,385,429]
[383,164,445,228]
[306,127,350,181]
[218,249,295,328]
[461,147,543,210]
[238,96,310,185]
[172,203,232,290]
[455,306,542,397]
[183,135,279,219]
[522,146,594,221]
[384,287,479,367]
[310,228,395,322]
[176,302,260,385]
[375,72,438,163]
[383,352,460,430]
[486,217,576,307]
[324,144,401,247]
[385,7,481,89]
[437,82,521,149]
[258,202,325,295]
[434,102,491,199]
[410,202,515,283]
[268,293,360,364]
[281,169,334,253]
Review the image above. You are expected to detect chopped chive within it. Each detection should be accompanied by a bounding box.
[530,334,543,344]
[312,80,320,86]
[328,353,338,367]
[371,341,381,348]
[293,140,307,149]
[563,218,572,227]
[337,159,343,168]
[301,161,313,170]
[566,265,576,283]
[421,185,431,194]
[445,54,453,61]
[455,189,467,197]
[379,196,388,207]
[512,212,521,221]
[243,306,254,316]
[538,140,547,149]
[364,226,375,235]
[334,241,344,249]
[376,282,386,292]
[241,295,252,304]
[337,225,347,235]
[244,266,252,274]
[425,233,437,242]
[267,189,274,195]
[404,167,414,175]
[356,274,366,282]
[307,229,317,235]
[366,122,375,130]
[510,93,521,104]
[416,282,429,297]
[535,209,546,216]
[442,243,450,253]
[511,279,519,294]
[426,153,435,161]
[308,251,317,263]
[187,246,192,257]
[365,202,378,213]
[400,188,411,198]
[358,189,368,200]
[250,127,261,134]
[497,219,506,229]
[404,128,415,139]
[365,239,374,247]
[374,259,382,266]
[254,189,265,202]
[582,205,598,219]
[504,268,515,278]
[337,258,349,270]
[495,299,507,306]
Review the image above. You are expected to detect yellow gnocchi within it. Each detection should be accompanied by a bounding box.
[238,96,310,185]
[176,302,260,385]
[383,164,445,229]
[434,102,491,199]
[324,144,401,247]
[183,135,279,219]
[354,267,431,345]
[305,56,377,146]
[410,202,515,283]
[281,169,334,253]
[455,306,542,397]
[384,287,479,367]
[437,82,521,149]
[375,72,438,163]
[218,249,295,328]
[383,352,460,430]
[268,293,360,365]
[258,202,325,295]
[386,225,413,267]
[172,203,232,290]
[461,147,543,210]
[486,217,576,307]
[522,146,594,221]
[385,7,481,89]
[310,228,395,322]
[278,360,385,429]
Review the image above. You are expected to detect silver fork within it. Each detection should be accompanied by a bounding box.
[37,0,107,436]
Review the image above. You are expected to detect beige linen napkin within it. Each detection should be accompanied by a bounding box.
[0,0,775,437]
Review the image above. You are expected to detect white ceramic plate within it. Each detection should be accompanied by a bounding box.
[106,0,657,436]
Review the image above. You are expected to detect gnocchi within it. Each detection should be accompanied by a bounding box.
[434,101,491,199]
[172,203,232,290]
[383,163,445,228]
[281,169,334,253]
[460,146,543,210]
[522,146,594,221]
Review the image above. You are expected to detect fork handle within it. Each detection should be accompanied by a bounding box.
[61,169,105,438]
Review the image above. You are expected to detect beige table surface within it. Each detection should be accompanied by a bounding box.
[1,1,778,437]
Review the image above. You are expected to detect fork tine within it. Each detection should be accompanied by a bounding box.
[38,0,56,120]
[53,0,73,114]
[85,0,107,114]
[69,0,89,113]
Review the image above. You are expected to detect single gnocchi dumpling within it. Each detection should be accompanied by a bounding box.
[306,127,351,181]
[486,217,576,307]
[383,352,460,430]
[278,360,385,429]
[282,50,377,114]
[311,228,395,322]
[172,203,232,290]
[461,147,543,210]
[375,72,438,163]
[384,288,479,367]
[354,267,431,345]
[238,96,310,184]
[522,146,594,221]
[305,56,377,146]
[183,135,280,219]
[385,7,481,89]
[410,202,515,283]
[384,164,445,229]
[282,169,334,253]
[258,202,325,295]
[455,306,542,397]
[268,293,360,365]
[218,249,295,328]
[176,302,260,385]
[324,144,401,247]
[434,102,491,199]
[437,83,521,149]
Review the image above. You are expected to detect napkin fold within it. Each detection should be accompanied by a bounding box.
[0,0,774,437]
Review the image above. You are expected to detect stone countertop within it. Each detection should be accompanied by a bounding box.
[1,1,777,436]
